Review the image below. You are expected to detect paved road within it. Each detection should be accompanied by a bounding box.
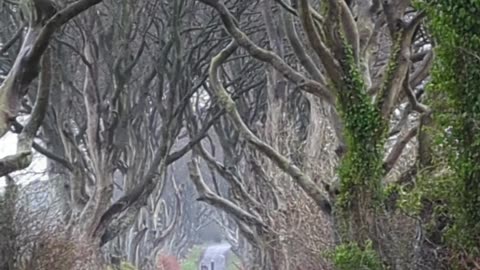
[199,243,231,270]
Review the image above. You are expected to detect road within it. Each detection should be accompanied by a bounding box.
[198,243,231,270]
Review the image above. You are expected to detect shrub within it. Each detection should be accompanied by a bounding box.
[329,240,383,270]
[0,180,103,270]
[157,254,181,270]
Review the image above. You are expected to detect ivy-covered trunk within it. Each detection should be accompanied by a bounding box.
[335,46,385,247]
[425,0,480,260]
[199,0,429,268]
[329,7,420,268]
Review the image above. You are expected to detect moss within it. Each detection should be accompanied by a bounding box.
[216,89,236,114]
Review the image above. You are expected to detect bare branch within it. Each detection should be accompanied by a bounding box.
[337,0,360,61]
[188,157,266,228]
[404,71,430,114]
[383,125,418,174]
[410,50,433,88]
[0,23,25,55]
[297,0,342,85]
[152,178,183,247]
[376,11,426,119]
[208,41,332,214]
[198,0,334,104]
[93,137,170,242]
[281,9,324,83]
[9,120,73,170]
[0,49,51,176]
[196,142,262,207]
[0,0,105,139]
[32,141,73,171]
[273,0,325,23]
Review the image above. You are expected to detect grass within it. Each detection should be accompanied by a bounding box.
[180,245,205,270]
[226,251,241,270]
[105,261,137,270]
[181,243,243,270]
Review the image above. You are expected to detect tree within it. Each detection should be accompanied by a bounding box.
[193,0,432,268]
[417,0,480,267]
[1,0,234,268]
[0,0,106,174]
[6,0,480,269]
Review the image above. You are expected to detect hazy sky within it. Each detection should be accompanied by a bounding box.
[0,131,47,188]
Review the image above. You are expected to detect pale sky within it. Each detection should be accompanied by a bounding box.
[0,130,47,188]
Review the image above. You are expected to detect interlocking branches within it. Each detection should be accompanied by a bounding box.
[208,41,332,214]
[0,0,105,138]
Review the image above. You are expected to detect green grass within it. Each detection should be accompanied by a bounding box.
[181,244,243,270]
[226,251,241,270]
[105,261,137,270]
[181,245,205,270]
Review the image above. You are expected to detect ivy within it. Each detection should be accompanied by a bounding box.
[375,33,403,115]
[329,240,384,270]
[420,0,480,255]
[335,33,385,212]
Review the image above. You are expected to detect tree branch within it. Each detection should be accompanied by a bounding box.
[0,23,25,55]
[0,0,105,139]
[188,156,266,228]
[32,141,73,171]
[376,11,426,120]
[9,119,74,171]
[297,0,342,85]
[196,142,261,207]
[281,8,324,83]
[152,178,183,247]
[208,41,332,214]
[0,49,51,176]
[383,125,418,174]
[198,0,334,104]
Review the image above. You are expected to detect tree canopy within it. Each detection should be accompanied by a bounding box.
[1,0,479,269]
